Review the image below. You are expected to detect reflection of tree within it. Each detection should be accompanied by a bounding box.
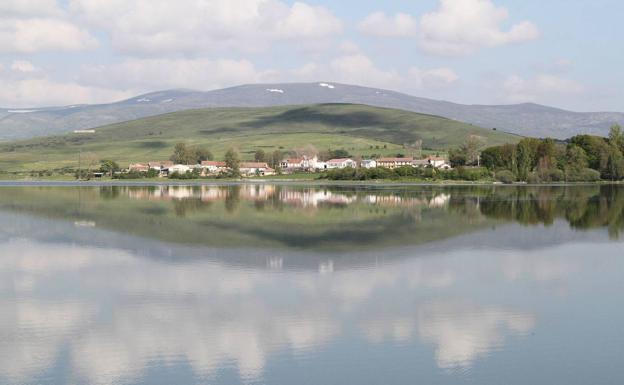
[224,185,241,213]
[99,186,120,200]
[477,186,624,238]
[173,198,207,217]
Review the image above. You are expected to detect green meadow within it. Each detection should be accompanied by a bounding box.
[0,103,520,172]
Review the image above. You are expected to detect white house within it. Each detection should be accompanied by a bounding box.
[427,156,452,169]
[240,162,275,176]
[315,161,327,170]
[201,161,228,174]
[281,155,318,171]
[360,159,377,169]
[326,158,357,169]
[169,164,192,174]
[376,157,413,169]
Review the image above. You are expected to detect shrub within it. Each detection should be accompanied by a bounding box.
[496,170,515,184]
[526,172,540,184]
[568,168,601,182]
[537,168,564,182]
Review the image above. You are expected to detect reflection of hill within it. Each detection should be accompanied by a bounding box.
[0,185,622,256]
[0,185,493,252]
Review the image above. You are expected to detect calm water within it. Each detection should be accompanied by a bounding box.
[0,184,623,385]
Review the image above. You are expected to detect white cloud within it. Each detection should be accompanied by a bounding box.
[0,1,97,53]
[418,0,539,56]
[408,67,459,88]
[0,0,63,17]
[79,58,276,91]
[0,18,97,53]
[10,60,36,73]
[417,301,535,369]
[329,54,402,88]
[291,54,458,92]
[358,12,418,37]
[503,74,584,104]
[69,0,342,55]
[0,76,130,108]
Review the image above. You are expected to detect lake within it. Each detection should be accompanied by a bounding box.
[0,184,623,385]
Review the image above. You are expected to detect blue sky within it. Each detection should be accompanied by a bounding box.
[0,0,621,111]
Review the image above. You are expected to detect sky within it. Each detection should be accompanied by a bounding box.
[0,0,621,111]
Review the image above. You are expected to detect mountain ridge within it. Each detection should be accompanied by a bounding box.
[1,82,622,140]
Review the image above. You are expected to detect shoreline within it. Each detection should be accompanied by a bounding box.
[0,179,621,188]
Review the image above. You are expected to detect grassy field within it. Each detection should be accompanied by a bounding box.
[0,103,521,172]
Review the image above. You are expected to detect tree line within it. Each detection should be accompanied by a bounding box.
[462,125,624,183]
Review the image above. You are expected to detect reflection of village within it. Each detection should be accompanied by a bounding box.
[121,185,451,209]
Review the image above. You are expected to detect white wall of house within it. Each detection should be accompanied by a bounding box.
[361,160,377,169]
[170,165,191,174]
[327,159,356,169]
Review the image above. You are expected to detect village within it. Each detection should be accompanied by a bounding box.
[126,154,452,178]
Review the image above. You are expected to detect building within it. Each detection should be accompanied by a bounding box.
[240,162,275,176]
[326,158,357,169]
[315,161,327,170]
[201,161,228,174]
[377,157,414,169]
[128,163,149,172]
[360,159,377,169]
[148,161,173,177]
[169,164,192,174]
[427,156,452,169]
[412,159,430,168]
[281,155,318,171]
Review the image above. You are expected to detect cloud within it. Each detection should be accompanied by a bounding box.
[0,1,97,53]
[503,74,584,104]
[79,58,276,91]
[0,76,130,108]
[417,301,535,369]
[358,12,418,37]
[0,18,97,53]
[0,0,64,17]
[292,54,458,92]
[329,54,402,88]
[408,67,459,88]
[418,0,539,55]
[69,0,342,55]
[10,60,36,73]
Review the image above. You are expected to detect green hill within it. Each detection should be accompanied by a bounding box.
[0,103,521,172]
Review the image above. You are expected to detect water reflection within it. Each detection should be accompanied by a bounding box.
[0,186,623,384]
[0,185,623,254]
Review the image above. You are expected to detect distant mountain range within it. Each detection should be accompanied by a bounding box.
[1,82,622,141]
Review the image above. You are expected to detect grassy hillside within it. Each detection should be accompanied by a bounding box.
[0,103,520,172]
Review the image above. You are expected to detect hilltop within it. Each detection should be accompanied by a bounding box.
[0,82,622,140]
[0,103,519,172]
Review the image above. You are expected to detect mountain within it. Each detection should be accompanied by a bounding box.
[0,104,519,172]
[1,82,622,140]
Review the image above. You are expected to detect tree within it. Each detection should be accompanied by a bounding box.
[225,148,240,176]
[254,149,267,162]
[609,124,624,152]
[99,159,120,176]
[448,147,467,167]
[605,147,624,181]
[268,150,283,169]
[450,135,486,167]
[170,143,194,164]
[329,148,350,159]
[570,135,611,170]
[194,146,213,162]
[170,143,212,164]
[565,144,589,173]
[481,146,504,170]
